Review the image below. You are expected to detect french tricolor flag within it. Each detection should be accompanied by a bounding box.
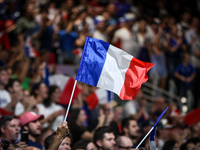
[76,37,154,100]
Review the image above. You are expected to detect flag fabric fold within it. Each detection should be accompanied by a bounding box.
[76,36,154,100]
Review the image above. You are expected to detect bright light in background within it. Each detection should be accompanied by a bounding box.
[181,97,187,103]
[182,105,188,113]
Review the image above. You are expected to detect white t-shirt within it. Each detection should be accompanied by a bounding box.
[14,102,24,116]
[0,90,11,108]
[112,27,140,57]
[37,103,64,131]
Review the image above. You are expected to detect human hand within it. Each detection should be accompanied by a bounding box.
[98,109,106,126]
[56,121,70,139]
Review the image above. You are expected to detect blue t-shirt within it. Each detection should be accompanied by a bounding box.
[28,139,43,149]
[58,30,78,51]
[175,63,196,85]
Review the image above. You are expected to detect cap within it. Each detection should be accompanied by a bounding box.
[94,15,105,24]
[141,119,155,128]
[152,18,161,25]
[20,112,44,126]
[124,13,136,22]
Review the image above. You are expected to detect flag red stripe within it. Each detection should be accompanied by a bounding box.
[119,57,154,100]
[86,92,99,109]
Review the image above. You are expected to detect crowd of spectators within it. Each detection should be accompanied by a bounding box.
[0,0,200,150]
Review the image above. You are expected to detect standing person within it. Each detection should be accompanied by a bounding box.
[174,52,196,97]
[0,66,11,109]
[93,126,116,150]
[19,111,44,149]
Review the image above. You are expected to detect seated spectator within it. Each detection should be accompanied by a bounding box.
[93,126,116,150]
[73,139,97,150]
[121,117,140,147]
[19,112,44,149]
[45,132,71,150]
[69,108,104,145]
[0,115,20,144]
[174,52,196,97]
[115,136,133,150]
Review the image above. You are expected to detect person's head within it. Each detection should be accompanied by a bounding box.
[93,126,116,150]
[172,115,186,129]
[181,52,190,64]
[32,82,48,102]
[138,19,147,33]
[170,25,178,36]
[45,132,71,150]
[6,67,12,79]
[115,136,133,150]
[186,138,200,150]
[6,78,23,100]
[113,106,123,123]
[141,120,155,135]
[0,66,9,88]
[134,90,144,103]
[162,140,178,150]
[121,118,139,139]
[95,15,106,31]
[191,17,200,28]
[124,13,136,28]
[103,103,111,116]
[0,115,20,143]
[46,85,61,105]
[73,140,97,150]
[20,112,44,138]
[69,108,86,128]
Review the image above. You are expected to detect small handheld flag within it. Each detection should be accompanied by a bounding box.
[136,107,169,149]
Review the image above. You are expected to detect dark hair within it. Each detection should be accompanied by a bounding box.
[0,66,8,73]
[69,108,81,129]
[44,132,72,150]
[121,117,136,134]
[1,140,10,150]
[5,78,21,91]
[0,115,18,135]
[162,140,176,150]
[44,85,59,107]
[31,82,44,97]
[72,139,90,150]
[186,138,200,145]
[93,126,114,148]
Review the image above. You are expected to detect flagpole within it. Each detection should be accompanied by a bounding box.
[64,80,77,121]
[136,107,169,149]
[136,127,154,149]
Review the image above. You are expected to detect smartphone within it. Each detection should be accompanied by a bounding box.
[21,131,28,144]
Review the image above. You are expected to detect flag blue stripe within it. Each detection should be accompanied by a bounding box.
[150,127,156,141]
[153,107,168,128]
[76,37,110,86]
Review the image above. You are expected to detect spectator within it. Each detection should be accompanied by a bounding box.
[20,111,44,149]
[115,136,133,150]
[44,132,72,150]
[0,66,11,109]
[174,52,196,96]
[121,117,140,147]
[69,108,104,145]
[72,139,97,150]
[162,140,179,150]
[0,115,20,144]
[124,90,149,124]
[93,126,116,150]
[5,78,23,113]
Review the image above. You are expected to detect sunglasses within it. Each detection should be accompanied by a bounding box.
[1,140,10,150]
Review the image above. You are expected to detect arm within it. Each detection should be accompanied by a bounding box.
[174,72,186,82]
[48,121,70,150]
